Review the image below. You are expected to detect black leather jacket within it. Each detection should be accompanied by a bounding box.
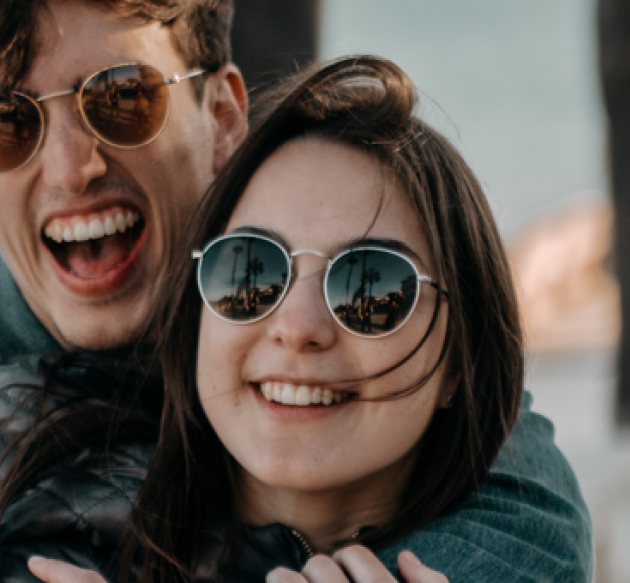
[0,354,157,582]
[0,355,321,583]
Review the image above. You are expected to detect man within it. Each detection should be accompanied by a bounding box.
[0,0,246,358]
[0,1,593,581]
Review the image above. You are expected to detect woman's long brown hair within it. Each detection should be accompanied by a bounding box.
[122,55,524,582]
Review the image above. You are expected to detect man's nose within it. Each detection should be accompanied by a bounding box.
[39,100,107,194]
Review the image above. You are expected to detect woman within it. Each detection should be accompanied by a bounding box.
[28,55,524,582]
[122,55,523,582]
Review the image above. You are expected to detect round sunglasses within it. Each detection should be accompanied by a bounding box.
[0,62,206,173]
[192,232,445,339]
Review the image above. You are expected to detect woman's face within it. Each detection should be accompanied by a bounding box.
[197,138,450,496]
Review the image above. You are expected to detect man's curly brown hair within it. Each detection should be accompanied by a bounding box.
[0,0,233,100]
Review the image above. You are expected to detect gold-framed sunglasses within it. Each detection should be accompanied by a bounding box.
[0,62,205,172]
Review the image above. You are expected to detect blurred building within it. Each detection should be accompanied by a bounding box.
[232,0,320,101]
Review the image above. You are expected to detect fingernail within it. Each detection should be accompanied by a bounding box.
[400,550,422,565]
[28,556,46,566]
[266,567,288,582]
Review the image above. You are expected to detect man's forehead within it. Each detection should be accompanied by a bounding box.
[19,3,175,90]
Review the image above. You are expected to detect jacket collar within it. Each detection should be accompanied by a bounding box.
[0,256,60,362]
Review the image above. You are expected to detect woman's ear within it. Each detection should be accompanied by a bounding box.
[438,374,460,409]
[205,64,249,175]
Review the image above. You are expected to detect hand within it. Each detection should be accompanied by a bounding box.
[27,557,107,583]
[267,546,448,583]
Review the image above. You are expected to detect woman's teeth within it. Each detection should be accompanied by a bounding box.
[260,382,348,406]
[44,210,140,244]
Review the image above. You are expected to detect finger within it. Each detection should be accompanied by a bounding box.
[398,551,449,583]
[267,566,309,583]
[301,554,353,583]
[27,557,106,583]
[331,545,397,582]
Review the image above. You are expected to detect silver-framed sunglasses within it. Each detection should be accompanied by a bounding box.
[0,62,205,172]
[192,232,446,339]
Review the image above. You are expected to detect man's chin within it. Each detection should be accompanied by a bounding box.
[51,307,151,354]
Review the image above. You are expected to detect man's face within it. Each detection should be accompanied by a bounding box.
[0,0,246,350]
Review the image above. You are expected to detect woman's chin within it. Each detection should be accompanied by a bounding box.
[238,455,358,494]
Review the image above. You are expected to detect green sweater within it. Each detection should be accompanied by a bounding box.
[379,390,592,581]
[0,257,593,582]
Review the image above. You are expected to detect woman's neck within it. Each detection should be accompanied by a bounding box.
[237,456,414,554]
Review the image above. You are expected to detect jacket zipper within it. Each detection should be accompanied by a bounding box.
[292,529,315,559]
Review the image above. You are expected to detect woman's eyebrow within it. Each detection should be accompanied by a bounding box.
[331,237,426,267]
[228,226,291,249]
[227,228,428,270]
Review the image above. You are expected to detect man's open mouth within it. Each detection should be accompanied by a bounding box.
[43,207,145,279]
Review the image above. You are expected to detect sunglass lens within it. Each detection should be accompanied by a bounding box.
[0,93,43,172]
[81,64,168,147]
[199,236,289,322]
[327,250,418,336]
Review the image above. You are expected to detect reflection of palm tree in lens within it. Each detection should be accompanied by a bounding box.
[231,245,243,296]
[247,257,264,289]
[363,268,381,299]
[345,256,359,323]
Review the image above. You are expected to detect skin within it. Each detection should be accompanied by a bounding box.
[0,0,247,350]
[197,138,452,553]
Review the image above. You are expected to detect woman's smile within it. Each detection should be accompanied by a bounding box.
[257,382,354,406]
[196,137,449,507]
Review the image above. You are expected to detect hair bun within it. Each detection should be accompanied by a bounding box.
[296,57,416,127]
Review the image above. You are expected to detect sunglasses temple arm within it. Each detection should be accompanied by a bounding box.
[423,277,449,298]
[166,70,206,85]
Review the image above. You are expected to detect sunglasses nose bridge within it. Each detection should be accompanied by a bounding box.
[37,89,87,138]
[288,249,332,285]
[289,249,331,261]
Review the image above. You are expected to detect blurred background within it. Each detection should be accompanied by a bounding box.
[231,1,628,580]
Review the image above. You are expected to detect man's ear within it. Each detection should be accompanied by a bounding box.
[206,64,248,175]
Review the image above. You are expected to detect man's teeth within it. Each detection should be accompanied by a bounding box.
[260,382,347,406]
[44,210,140,243]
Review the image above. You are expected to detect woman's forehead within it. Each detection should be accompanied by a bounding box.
[226,139,434,268]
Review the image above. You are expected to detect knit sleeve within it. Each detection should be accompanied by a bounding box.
[377,392,594,583]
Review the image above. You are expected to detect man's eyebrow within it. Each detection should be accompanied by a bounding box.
[6,86,40,100]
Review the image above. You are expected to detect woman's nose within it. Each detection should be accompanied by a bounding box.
[266,260,337,352]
